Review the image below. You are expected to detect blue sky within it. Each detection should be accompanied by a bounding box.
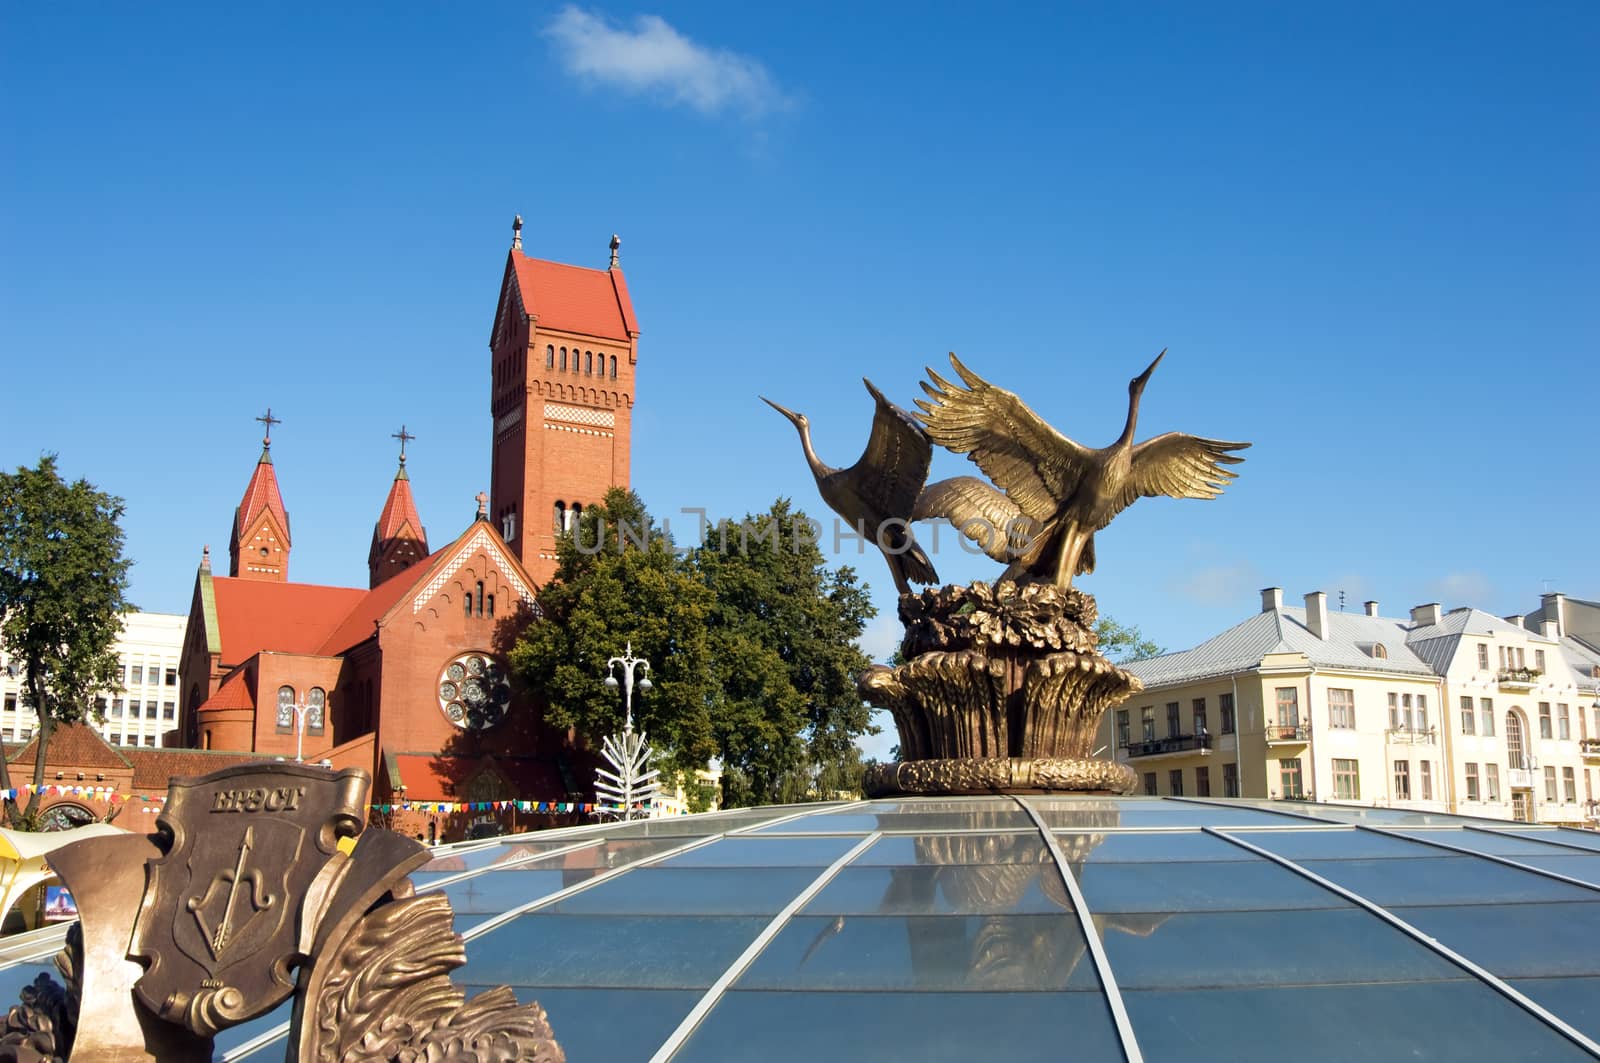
[3,3,1596,759]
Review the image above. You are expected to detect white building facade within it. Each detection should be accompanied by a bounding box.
[0,611,187,749]
[1101,589,1599,827]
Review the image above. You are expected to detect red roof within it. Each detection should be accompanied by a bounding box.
[7,722,130,770]
[373,466,426,545]
[234,449,291,544]
[124,747,276,790]
[511,251,637,342]
[198,669,254,714]
[386,753,571,802]
[318,545,446,655]
[210,578,367,664]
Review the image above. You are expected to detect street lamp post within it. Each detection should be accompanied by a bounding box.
[291,700,311,763]
[597,643,659,820]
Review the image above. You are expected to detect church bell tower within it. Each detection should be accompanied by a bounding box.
[487,216,640,584]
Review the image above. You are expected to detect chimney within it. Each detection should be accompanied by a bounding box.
[1364,600,1380,617]
[1541,619,1560,640]
[1503,614,1525,630]
[1410,603,1442,627]
[1305,591,1329,640]
[1261,587,1283,613]
[1542,592,1566,638]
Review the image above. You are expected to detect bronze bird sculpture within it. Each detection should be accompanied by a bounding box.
[914,351,1249,589]
[762,380,939,596]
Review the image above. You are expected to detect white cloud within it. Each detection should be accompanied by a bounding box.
[1174,561,1263,607]
[1426,570,1494,608]
[856,612,902,666]
[544,7,785,117]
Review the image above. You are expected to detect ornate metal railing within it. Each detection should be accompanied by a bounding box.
[1264,723,1309,743]
[1580,738,1600,756]
[1126,733,1213,758]
[1386,726,1438,745]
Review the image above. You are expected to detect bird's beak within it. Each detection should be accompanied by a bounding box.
[1134,349,1166,389]
[760,396,801,425]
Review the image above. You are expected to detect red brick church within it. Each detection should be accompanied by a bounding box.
[173,220,640,840]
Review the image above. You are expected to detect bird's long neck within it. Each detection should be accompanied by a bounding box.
[798,424,830,479]
[1116,389,1143,448]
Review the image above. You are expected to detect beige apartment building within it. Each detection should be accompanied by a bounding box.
[1102,588,1600,826]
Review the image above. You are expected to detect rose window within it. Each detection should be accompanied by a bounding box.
[437,652,511,731]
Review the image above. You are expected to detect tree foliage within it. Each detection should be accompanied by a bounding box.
[1095,616,1163,663]
[0,456,132,825]
[508,489,716,777]
[690,500,875,806]
[509,493,877,809]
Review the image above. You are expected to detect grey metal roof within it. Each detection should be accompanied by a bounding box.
[1129,607,1433,689]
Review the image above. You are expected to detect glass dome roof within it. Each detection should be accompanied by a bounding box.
[2,796,1598,1060]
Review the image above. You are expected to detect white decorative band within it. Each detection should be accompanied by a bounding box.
[544,403,615,428]
[413,526,540,617]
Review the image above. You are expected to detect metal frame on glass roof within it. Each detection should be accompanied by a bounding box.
[4,796,1600,1061]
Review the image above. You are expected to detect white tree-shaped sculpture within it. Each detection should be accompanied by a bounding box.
[596,644,661,820]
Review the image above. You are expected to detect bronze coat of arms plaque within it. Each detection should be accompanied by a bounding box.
[128,763,368,1036]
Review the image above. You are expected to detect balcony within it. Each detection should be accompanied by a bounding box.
[1508,767,1534,790]
[1497,668,1541,692]
[1581,738,1600,760]
[1386,726,1438,746]
[1126,733,1213,759]
[1264,723,1310,745]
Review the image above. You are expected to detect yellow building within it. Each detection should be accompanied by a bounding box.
[1100,588,1600,825]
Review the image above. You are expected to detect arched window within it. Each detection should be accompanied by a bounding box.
[276,686,295,730]
[554,501,566,535]
[560,347,568,371]
[1506,709,1528,770]
[476,581,486,618]
[546,344,555,368]
[585,351,593,374]
[307,687,326,733]
[486,594,495,618]
[464,587,473,617]
[609,355,617,378]
[202,729,211,750]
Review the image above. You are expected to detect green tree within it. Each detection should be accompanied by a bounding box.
[690,500,876,806]
[508,488,717,776]
[1095,616,1163,663]
[0,456,132,826]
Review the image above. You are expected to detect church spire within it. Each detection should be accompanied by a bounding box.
[369,425,429,588]
[230,410,292,581]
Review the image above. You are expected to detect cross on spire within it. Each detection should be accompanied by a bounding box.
[255,408,281,448]
[475,491,489,520]
[392,424,416,465]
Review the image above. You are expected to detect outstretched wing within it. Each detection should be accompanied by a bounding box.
[913,476,1041,563]
[849,378,933,519]
[915,354,1090,523]
[1114,433,1250,522]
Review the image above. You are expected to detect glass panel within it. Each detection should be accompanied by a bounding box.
[1068,831,1257,863]
[674,989,1122,1063]
[1494,829,1600,853]
[214,1001,289,1055]
[412,836,690,889]
[1394,829,1591,858]
[0,962,60,1009]
[657,836,860,868]
[443,868,605,927]
[805,865,1072,916]
[460,985,701,1063]
[1228,829,1439,860]
[739,914,1100,991]
[415,837,596,876]
[552,867,821,915]
[1122,981,1594,1062]
[1095,908,1459,989]
[1398,902,1600,978]
[755,809,1033,834]
[855,832,1043,865]
[1491,853,1600,886]
[464,913,769,988]
[1511,976,1600,1043]
[1293,857,1595,907]
[1077,860,1340,913]
[1036,806,1309,829]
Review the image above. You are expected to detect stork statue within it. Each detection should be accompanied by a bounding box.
[914,351,1249,589]
[762,380,939,596]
